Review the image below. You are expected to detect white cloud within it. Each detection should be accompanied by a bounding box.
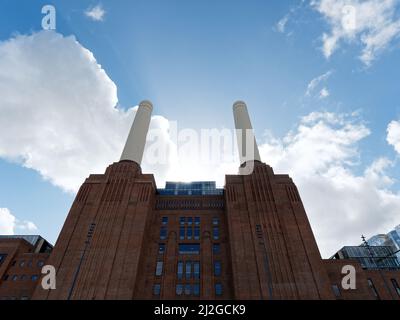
[387,120,400,154]
[319,87,330,99]
[258,112,400,257]
[306,70,333,97]
[85,4,106,21]
[0,208,37,235]
[276,15,290,33]
[0,31,175,193]
[311,0,400,66]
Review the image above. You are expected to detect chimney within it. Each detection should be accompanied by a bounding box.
[233,101,261,165]
[120,100,153,165]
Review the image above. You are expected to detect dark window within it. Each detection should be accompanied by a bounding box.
[194,217,200,225]
[214,261,221,276]
[20,275,27,281]
[180,217,185,225]
[37,260,44,267]
[213,227,219,240]
[391,279,400,297]
[27,260,32,268]
[187,227,193,240]
[11,261,16,266]
[187,217,193,225]
[19,260,25,267]
[367,279,380,299]
[332,285,341,298]
[12,275,18,281]
[212,217,219,225]
[185,261,192,280]
[177,261,183,280]
[193,283,200,296]
[215,283,222,296]
[158,244,165,255]
[194,261,200,280]
[213,244,220,254]
[179,244,200,255]
[153,284,161,295]
[161,216,168,225]
[155,261,163,276]
[176,284,183,295]
[194,226,200,240]
[0,254,7,265]
[31,275,39,281]
[185,284,191,295]
[179,227,185,240]
[2,275,9,281]
[160,227,167,240]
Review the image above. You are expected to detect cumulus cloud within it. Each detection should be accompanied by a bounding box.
[387,120,400,154]
[0,208,37,235]
[258,112,400,257]
[311,0,400,66]
[85,4,106,21]
[0,31,175,193]
[306,70,333,97]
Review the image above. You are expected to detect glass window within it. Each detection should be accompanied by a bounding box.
[2,275,9,281]
[185,284,191,295]
[185,261,192,280]
[187,217,193,225]
[213,244,220,254]
[332,285,341,298]
[193,283,200,296]
[12,275,18,281]
[160,227,167,240]
[215,283,222,296]
[158,244,165,255]
[194,226,200,240]
[180,217,185,225]
[0,254,7,265]
[179,244,200,255]
[155,261,163,276]
[194,217,200,225]
[176,284,183,295]
[153,284,161,295]
[213,227,219,240]
[177,261,183,280]
[214,261,221,276]
[367,279,380,299]
[161,216,168,225]
[37,260,44,267]
[20,275,27,281]
[391,279,400,297]
[212,217,219,225]
[187,227,193,240]
[194,261,200,280]
[31,275,39,281]
[179,227,185,240]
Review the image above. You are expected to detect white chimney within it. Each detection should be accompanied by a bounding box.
[120,100,153,165]
[233,101,261,165]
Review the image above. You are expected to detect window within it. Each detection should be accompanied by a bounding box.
[212,217,219,225]
[19,260,25,267]
[187,227,193,240]
[193,283,200,296]
[179,244,200,255]
[215,283,222,296]
[213,227,219,240]
[158,244,166,255]
[195,217,200,225]
[176,284,183,295]
[367,279,380,299]
[27,260,33,268]
[332,284,341,298]
[194,261,200,280]
[391,279,400,297]
[187,217,193,225]
[184,284,191,295]
[0,254,7,265]
[21,296,29,300]
[179,227,185,240]
[214,261,221,276]
[20,275,27,281]
[11,260,16,266]
[180,217,185,225]
[12,275,18,281]
[160,227,167,240]
[37,260,44,267]
[185,261,192,280]
[194,226,200,240]
[2,275,9,281]
[153,284,161,296]
[177,261,184,280]
[31,275,39,281]
[155,261,163,276]
[213,244,220,254]
[161,216,168,225]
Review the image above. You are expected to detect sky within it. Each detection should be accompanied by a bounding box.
[1,0,400,257]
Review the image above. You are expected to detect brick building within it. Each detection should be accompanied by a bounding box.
[2,100,400,300]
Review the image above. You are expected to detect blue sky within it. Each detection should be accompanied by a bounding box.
[1,0,400,257]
